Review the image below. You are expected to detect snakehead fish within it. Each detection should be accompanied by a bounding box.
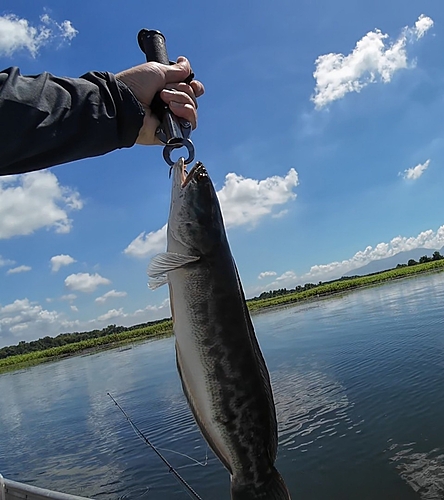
[148,159,291,500]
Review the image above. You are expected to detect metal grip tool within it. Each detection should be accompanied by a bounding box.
[138,29,195,166]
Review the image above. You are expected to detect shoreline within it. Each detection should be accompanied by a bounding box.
[1,260,443,374]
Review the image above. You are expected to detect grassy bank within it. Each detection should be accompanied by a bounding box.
[247,259,444,312]
[1,259,444,373]
[0,320,173,372]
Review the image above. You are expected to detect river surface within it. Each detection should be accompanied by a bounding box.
[1,273,444,499]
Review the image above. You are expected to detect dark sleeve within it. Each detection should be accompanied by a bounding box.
[0,67,145,176]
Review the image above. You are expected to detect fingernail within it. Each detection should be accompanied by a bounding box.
[170,101,182,108]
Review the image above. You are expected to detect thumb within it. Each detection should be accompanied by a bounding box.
[164,56,192,84]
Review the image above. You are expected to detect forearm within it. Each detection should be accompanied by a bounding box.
[0,67,145,176]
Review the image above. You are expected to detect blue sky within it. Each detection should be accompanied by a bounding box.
[1,0,444,347]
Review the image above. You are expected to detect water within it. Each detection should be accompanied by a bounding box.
[1,273,444,499]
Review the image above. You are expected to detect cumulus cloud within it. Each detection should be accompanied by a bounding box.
[123,225,167,259]
[94,299,170,325]
[401,159,430,180]
[414,14,434,39]
[50,254,77,272]
[0,298,78,347]
[312,14,434,109]
[261,225,444,290]
[60,294,77,302]
[0,171,83,239]
[97,308,124,322]
[218,169,299,227]
[95,289,127,304]
[0,297,170,347]
[64,273,111,293]
[0,13,78,57]
[124,169,299,258]
[6,265,31,275]
[258,271,277,280]
[0,255,15,267]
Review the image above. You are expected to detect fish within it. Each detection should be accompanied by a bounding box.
[148,158,291,500]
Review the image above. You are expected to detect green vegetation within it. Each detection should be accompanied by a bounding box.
[248,257,444,311]
[1,252,444,372]
[0,320,172,372]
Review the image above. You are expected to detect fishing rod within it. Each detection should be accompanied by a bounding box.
[107,393,203,500]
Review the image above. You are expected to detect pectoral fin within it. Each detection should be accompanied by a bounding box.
[147,252,200,289]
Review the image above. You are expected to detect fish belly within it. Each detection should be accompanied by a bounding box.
[168,266,234,470]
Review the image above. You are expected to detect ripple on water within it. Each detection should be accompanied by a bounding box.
[388,443,444,499]
[272,368,362,452]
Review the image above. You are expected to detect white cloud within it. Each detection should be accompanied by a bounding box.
[0,298,78,346]
[414,14,434,39]
[218,169,299,227]
[60,294,77,302]
[124,225,167,258]
[0,297,170,348]
[95,290,127,304]
[0,255,15,267]
[95,298,170,324]
[50,254,77,272]
[0,13,78,57]
[312,15,434,109]
[401,159,430,180]
[64,273,111,293]
[124,170,299,259]
[260,225,444,290]
[258,271,277,280]
[6,265,31,275]
[0,171,83,239]
[40,15,78,41]
[97,308,125,322]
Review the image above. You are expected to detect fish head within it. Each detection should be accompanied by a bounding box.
[168,158,226,256]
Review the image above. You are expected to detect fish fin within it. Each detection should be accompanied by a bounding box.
[234,262,278,461]
[148,252,200,277]
[147,275,169,290]
[175,344,232,474]
[231,467,291,500]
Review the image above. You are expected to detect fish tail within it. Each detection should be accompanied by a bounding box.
[231,467,291,500]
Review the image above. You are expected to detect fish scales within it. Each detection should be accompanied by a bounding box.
[148,159,291,500]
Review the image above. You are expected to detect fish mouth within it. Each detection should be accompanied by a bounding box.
[171,158,208,192]
[182,162,207,188]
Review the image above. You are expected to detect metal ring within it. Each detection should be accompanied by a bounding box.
[163,139,195,166]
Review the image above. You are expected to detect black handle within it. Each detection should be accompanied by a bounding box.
[137,28,195,166]
[138,29,170,65]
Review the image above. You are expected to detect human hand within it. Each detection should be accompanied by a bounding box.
[116,57,204,146]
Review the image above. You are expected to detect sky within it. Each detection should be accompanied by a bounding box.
[1,0,444,347]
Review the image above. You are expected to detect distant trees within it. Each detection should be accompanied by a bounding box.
[0,319,170,360]
[256,283,320,301]
[432,251,443,261]
[405,251,443,268]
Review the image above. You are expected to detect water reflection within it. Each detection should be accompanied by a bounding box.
[1,272,444,499]
[272,369,358,450]
[388,442,444,499]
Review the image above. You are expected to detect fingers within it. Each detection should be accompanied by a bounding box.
[164,57,205,98]
[190,79,205,98]
[160,88,198,129]
[165,82,198,107]
[161,58,204,129]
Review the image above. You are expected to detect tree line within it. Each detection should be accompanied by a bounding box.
[253,251,444,301]
[2,251,443,360]
[0,318,169,360]
[396,251,444,268]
